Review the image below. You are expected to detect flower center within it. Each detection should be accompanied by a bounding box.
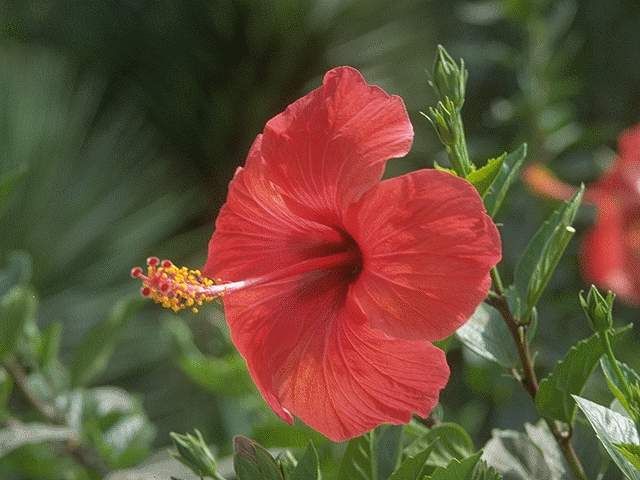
[131,244,361,313]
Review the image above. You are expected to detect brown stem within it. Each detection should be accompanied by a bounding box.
[3,358,109,477]
[485,291,588,480]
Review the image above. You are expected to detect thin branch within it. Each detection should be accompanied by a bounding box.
[486,283,588,480]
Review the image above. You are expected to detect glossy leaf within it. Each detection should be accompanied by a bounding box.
[483,144,527,216]
[574,396,640,480]
[524,421,566,479]
[456,303,518,368]
[535,325,631,424]
[482,429,556,480]
[513,186,583,322]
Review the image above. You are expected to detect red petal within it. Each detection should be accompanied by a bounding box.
[581,196,640,305]
[618,123,640,161]
[345,170,502,341]
[204,136,351,280]
[219,271,449,441]
[259,66,413,225]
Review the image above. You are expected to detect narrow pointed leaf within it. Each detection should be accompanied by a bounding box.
[513,186,583,321]
[466,154,506,197]
[535,325,631,424]
[483,144,527,216]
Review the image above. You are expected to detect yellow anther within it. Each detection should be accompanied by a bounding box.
[133,259,223,314]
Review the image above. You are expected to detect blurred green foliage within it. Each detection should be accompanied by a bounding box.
[0,0,639,479]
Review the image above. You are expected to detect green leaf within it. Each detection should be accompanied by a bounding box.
[338,432,376,480]
[0,423,74,458]
[535,325,631,424]
[0,286,37,361]
[574,396,640,480]
[290,442,320,480]
[483,144,527,217]
[390,443,434,480]
[404,423,474,473]
[433,161,457,175]
[614,443,640,470]
[428,452,482,480]
[456,304,518,368]
[601,358,640,421]
[82,387,156,469]
[524,421,566,479]
[482,429,555,480]
[466,154,506,197]
[375,425,403,480]
[471,461,502,480]
[513,186,584,322]
[165,318,254,397]
[70,296,141,386]
[234,436,283,480]
[337,426,403,480]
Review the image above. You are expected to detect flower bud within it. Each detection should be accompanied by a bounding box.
[430,45,468,109]
[579,285,615,333]
[170,430,219,478]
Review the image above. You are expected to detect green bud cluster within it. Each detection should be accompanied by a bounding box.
[579,285,614,333]
[171,429,222,479]
[430,45,468,110]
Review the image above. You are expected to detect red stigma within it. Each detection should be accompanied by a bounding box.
[147,256,160,267]
[130,266,143,278]
[140,286,151,297]
[161,259,173,268]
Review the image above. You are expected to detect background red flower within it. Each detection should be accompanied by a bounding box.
[205,67,501,441]
[582,125,640,305]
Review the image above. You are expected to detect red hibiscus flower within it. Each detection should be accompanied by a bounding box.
[523,124,640,305]
[132,67,501,441]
